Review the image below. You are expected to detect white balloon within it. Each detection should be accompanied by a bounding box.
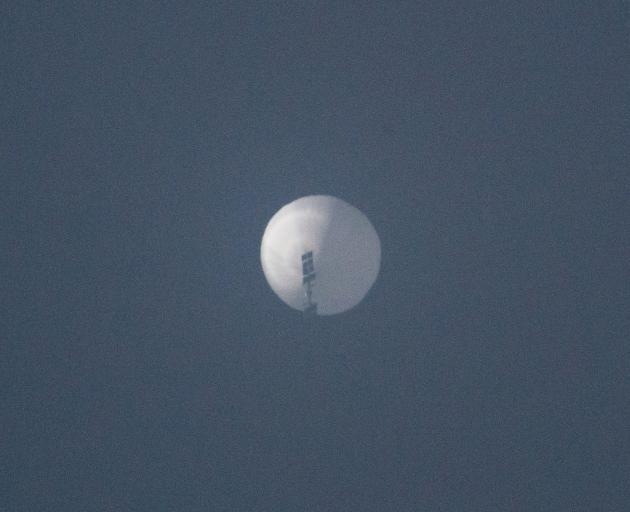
[260,195,381,315]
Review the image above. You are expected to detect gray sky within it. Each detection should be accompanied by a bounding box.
[3,2,629,510]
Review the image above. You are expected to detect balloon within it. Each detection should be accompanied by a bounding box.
[260,195,381,315]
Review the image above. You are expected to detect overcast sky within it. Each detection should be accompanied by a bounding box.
[3,2,629,511]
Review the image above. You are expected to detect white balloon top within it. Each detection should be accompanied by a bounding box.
[260,195,381,315]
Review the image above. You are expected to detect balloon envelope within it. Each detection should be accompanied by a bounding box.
[260,195,381,315]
